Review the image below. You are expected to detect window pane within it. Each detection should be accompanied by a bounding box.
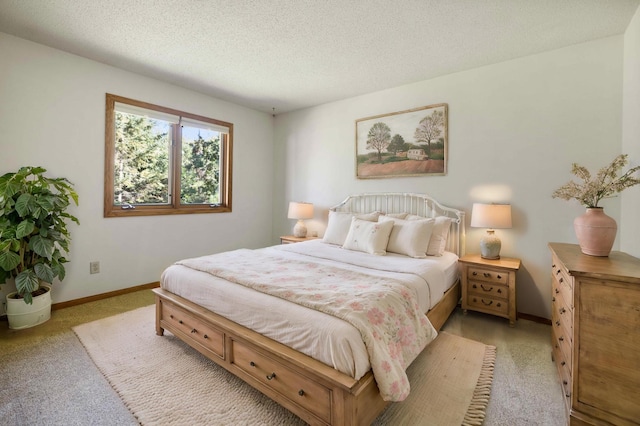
[114,111,171,205]
[180,125,221,205]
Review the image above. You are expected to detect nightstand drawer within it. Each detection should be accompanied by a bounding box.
[468,281,508,300]
[467,295,509,316]
[467,267,509,285]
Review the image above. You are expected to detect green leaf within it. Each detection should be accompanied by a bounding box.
[34,263,55,283]
[29,235,54,260]
[51,261,65,281]
[15,270,39,303]
[16,220,35,239]
[15,193,35,217]
[0,240,11,252]
[0,251,21,271]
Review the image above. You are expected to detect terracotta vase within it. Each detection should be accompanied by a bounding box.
[573,208,617,256]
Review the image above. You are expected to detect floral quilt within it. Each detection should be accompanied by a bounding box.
[177,249,437,401]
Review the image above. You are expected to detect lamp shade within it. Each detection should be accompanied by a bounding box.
[470,203,512,229]
[287,202,314,220]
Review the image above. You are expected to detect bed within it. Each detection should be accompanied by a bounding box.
[153,193,466,425]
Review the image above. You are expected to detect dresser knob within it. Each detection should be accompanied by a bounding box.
[497,274,502,279]
[555,321,560,326]
[266,372,277,380]
[556,269,561,275]
[472,271,478,276]
[560,307,566,314]
[203,334,209,339]
[179,320,183,324]
[559,336,564,342]
[563,380,568,385]
[555,288,560,294]
[561,361,566,366]
[559,278,564,283]
[298,389,305,396]
[250,361,256,367]
[190,328,197,334]
[497,289,502,294]
[483,272,490,278]
[552,264,556,268]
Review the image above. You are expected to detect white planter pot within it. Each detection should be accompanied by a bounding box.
[6,285,52,330]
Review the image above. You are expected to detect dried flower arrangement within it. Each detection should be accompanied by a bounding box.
[552,154,640,208]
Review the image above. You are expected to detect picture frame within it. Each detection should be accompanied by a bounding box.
[355,103,448,179]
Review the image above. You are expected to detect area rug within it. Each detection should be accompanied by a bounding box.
[73,305,495,425]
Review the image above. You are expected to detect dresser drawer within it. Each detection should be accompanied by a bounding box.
[467,266,510,285]
[467,294,509,316]
[161,301,225,359]
[552,271,573,310]
[552,329,572,403]
[468,281,508,300]
[232,339,332,423]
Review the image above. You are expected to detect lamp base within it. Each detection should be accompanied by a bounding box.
[293,220,307,238]
[480,230,501,260]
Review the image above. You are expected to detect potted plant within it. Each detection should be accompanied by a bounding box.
[552,154,640,256]
[0,166,79,329]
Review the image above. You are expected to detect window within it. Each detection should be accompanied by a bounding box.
[104,94,232,217]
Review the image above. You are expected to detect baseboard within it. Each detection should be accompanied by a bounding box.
[51,282,160,311]
[518,311,551,325]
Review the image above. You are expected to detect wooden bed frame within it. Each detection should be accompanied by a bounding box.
[154,193,465,426]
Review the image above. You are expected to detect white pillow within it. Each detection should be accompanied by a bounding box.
[342,218,394,255]
[383,212,408,219]
[378,216,435,258]
[426,216,452,256]
[323,211,381,246]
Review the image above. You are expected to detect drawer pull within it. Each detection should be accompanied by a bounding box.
[480,284,493,292]
[552,297,556,302]
[191,328,197,334]
[552,264,556,268]
[266,372,277,380]
[298,389,305,396]
[559,336,564,342]
[497,289,502,294]
[563,380,568,385]
[555,321,560,326]
[556,269,561,275]
[566,391,571,398]
[559,307,566,314]
[250,361,256,367]
[203,334,209,339]
[559,278,564,283]
[481,299,493,306]
[179,320,183,324]
[170,315,174,319]
[497,274,502,279]
[561,361,566,366]
[472,271,477,276]
[483,272,490,278]
[555,288,560,294]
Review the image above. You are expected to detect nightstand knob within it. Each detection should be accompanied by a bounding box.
[560,307,566,314]
[483,272,490,278]
[472,271,478,276]
[552,264,556,268]
[559,336,564,342]
[559,278,564,283]
[497,274,502,279]
[555,321,560,326]
[555,288,560,294]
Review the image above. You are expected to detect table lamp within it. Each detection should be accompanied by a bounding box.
[287,202,314,238]
[470,203,512,259]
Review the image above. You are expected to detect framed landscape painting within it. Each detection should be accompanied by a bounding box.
[355,103,448,179]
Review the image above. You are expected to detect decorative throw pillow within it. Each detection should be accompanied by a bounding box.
[378,216,435,258]
[382,212,408,219]
[342,218,394,255]
[426,216,453,256]
[323,211,381,246]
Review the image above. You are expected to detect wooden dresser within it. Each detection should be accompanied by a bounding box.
[549,243,640,426]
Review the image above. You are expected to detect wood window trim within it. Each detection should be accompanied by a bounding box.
[104,93,233,217]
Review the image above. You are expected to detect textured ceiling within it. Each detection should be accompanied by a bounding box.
[1,0,639,114]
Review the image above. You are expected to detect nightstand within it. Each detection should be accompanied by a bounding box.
[279,235,319,244]
[459,254,521,326]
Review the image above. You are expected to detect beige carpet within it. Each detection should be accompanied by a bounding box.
[73,305,495,425]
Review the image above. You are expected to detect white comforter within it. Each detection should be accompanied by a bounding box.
[161,240,457,388]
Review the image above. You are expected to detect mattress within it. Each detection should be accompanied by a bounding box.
[161,239,459,380]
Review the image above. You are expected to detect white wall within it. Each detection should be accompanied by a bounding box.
[621,6,640,258]
[274,37,624,319]
[0,33,275,313]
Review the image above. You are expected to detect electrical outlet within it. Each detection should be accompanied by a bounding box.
[89,261,100,274]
